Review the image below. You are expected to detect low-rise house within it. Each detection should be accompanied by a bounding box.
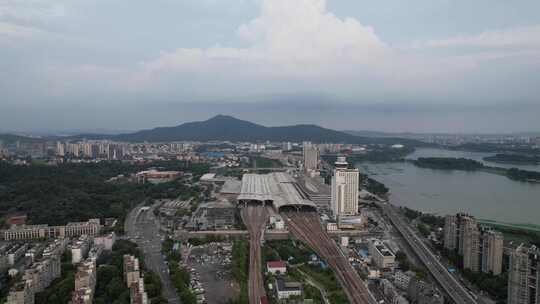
[267,261,287,275]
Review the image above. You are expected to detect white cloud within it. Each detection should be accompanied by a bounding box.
[143,0,387,77]
[140,0,540,101]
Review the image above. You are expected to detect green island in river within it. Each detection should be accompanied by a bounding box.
[483,153,540,165]
[412,157,540,183]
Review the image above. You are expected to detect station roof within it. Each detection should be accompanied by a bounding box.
[237,172,316,210]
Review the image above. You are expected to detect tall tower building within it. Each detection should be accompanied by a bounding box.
[303,142,319,172]
[508,244,539,304]
[482,230,504,275]
[331,156,359,219]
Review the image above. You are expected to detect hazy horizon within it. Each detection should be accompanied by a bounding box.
[2,110,540,137]
[2,0,540,133]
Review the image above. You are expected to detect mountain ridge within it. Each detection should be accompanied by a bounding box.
[1,115,426,145]
[113,115,423,145]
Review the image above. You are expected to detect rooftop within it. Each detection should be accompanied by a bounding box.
[237,173,316,210]
[267,260,286,269]
[275,277,302,292]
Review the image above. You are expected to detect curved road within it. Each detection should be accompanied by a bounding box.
[125,204,180,304]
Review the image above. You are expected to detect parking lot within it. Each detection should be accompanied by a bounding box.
[187,242,239,304]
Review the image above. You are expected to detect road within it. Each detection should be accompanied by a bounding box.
[241,205,269,304]
[125,204,180,304]
[282,210,376,304]
[378,201,478,304]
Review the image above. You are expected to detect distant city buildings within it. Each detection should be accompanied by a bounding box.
[507,244,539,304]
[331,156,359,219]
[443,213,504,275]
[302,142,319,172]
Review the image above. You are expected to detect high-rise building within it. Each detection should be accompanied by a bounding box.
[303,142,319,172]
[459,215,481,272]
[482,230,504,275]
[331,156,359,218]
[444,213,504,275]
[443,215,458,251]
[507,244,539,304]
[56,142,65,157]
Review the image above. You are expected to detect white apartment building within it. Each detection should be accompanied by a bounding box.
[482,230,504,275]
[331,156,359,218]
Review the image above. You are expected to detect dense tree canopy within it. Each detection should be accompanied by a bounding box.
[0,161,209,226]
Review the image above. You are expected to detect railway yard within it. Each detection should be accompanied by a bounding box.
[241,205,269,304]
[281,210,376,304]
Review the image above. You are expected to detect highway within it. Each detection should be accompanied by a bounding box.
[241,205,269,304]
[282,210,376,304]
[125,204,180,304]
[379,202,478,304]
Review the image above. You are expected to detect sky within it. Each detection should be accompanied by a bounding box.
[1,0,540,133]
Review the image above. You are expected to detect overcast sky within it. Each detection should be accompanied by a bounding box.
[1,0,540,133]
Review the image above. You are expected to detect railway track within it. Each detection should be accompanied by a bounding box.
[282,210,376,304]
[241,205,269,304]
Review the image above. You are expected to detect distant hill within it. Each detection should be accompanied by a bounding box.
[114,115,425,145]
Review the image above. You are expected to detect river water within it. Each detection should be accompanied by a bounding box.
[355,148,540,225]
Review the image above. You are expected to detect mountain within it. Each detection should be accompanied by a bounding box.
[114,115,425,145]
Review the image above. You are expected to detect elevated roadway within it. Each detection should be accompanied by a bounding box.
[379,202,477,304]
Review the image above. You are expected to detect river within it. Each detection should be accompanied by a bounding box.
[355,148,540,225]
